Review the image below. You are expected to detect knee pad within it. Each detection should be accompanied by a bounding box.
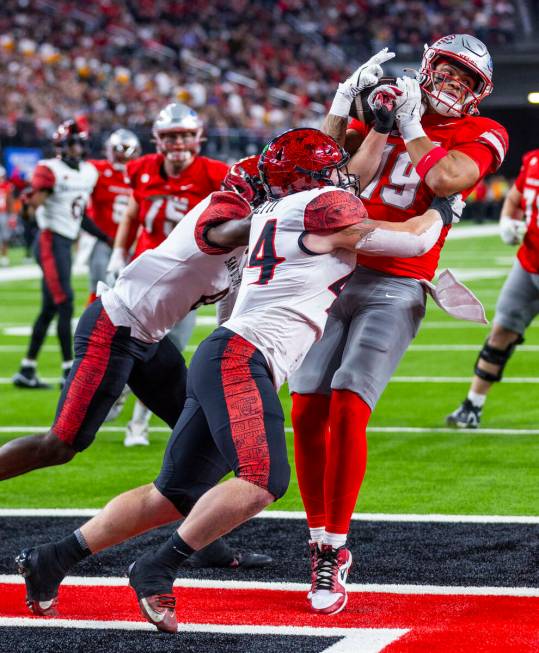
[474,334,524,382]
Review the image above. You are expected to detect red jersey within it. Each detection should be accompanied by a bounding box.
[349,113,508,280]
[515,149,539,274]
[86,160,131,240]
[0,181,13,213]
[126,153,229,257]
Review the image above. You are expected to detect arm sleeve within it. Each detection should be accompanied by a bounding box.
[81,214,112,244]
[31,164,55,192]
[356,220,443,258]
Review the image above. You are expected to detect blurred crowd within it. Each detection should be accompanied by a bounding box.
[0,0,519,144]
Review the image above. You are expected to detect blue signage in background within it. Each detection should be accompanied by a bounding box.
[3,147,42,182]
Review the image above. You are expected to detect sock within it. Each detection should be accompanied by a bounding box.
[467,391,486,408]
[21,358,37,369]
[51,531,91,575]
[325,389,370,535]
[131,400,152,425]
[323,531,347,549]
[309,527,324,544]
[152,531,194,574]
[291,393,330,529]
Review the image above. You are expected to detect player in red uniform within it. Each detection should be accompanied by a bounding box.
[0,166,15,267]
[290,35,509,615]
[85,129,141,304]
[107,104,229,445]
[446,149,539,427]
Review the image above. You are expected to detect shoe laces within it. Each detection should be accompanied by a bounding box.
[314,546,339,591]
[155,593,176,609]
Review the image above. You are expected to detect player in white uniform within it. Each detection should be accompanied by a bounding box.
[10,158,272,616]
[12,120,110,389]
[23,127,461,634]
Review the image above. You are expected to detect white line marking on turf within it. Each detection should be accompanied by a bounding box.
[0,617,408,649]
[3,426,539,437]
[1,574,538,597]
[4,375,539,385]
[1,509,538,523]
[408,344,539,352]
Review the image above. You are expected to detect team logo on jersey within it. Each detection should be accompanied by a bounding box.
[141,173,150,183]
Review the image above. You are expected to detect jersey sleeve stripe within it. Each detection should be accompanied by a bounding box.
[478,131,506,165]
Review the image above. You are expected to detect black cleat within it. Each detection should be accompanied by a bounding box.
[128,554,177,634]
[446,399,482,429]
[184,538,272,569]
[15,547,62,616]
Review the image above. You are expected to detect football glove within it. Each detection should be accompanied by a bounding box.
[430,194,465,225]
[106,247,127,287]
[330,47,395,118]
[367,85,402,134]
[499,215,526,245]
[394,74,426,143]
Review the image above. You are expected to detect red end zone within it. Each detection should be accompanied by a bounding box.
[1,582,538,652]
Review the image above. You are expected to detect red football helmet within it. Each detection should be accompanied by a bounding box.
[222,155,266,206]
[259,128,357,199]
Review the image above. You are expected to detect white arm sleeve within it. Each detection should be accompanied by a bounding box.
[356,220,442,257]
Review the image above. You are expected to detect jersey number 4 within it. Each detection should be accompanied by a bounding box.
[248,219,285,285]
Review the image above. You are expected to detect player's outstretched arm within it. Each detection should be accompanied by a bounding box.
[499,183,526,245]
[205,216,251,249]
[322,48,395,150]
[304,195,464,258]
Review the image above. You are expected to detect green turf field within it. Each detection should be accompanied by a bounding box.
[1,230,538,514]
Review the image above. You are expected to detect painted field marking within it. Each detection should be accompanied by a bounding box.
[2,425,539,437]
[1,510,538,524]
[407,344,539,351]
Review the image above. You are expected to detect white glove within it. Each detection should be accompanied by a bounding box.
[499,215,526,245]
[394,75,426,143]
[106,247,127,287]
[330,47,395,118]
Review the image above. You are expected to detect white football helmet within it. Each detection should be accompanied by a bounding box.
[105,129,141,164]
[152,103,204,163]
[0,165,6,180]
[420,34,493,117]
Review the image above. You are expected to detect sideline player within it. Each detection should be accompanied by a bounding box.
[84,129,141,304]
[290,35,508,615]
[12,120,110,390]
[15,127,463,632]
[0,166,15,267]
[446,149,539,427]
[108,103,229,446]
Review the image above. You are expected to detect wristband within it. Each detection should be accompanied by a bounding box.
[416,146,449,181]
[399,120,426,144]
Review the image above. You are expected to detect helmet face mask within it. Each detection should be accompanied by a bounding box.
[106,129,141,166]
[152,103,204,165]
[222,155,266,207]
[259,128,359,199]
[420,34,493,117]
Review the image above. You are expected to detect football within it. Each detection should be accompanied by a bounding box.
[349,76,397,125]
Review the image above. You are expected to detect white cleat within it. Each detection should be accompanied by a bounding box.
[124,420,150,447]
[310,544,352,615]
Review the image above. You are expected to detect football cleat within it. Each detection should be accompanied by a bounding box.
[124,420,150,447]
[128,556,177,633]
[446,399,482,429]
[12,370,51,390]
[15,547,62,617]
[310,544,352,615]
[184,538,272,569]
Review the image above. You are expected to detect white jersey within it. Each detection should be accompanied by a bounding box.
[101,191,249,343]
[224,186,365,389]
[34,158,98,240]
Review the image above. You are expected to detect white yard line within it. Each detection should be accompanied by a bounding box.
[1,508,538,523]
